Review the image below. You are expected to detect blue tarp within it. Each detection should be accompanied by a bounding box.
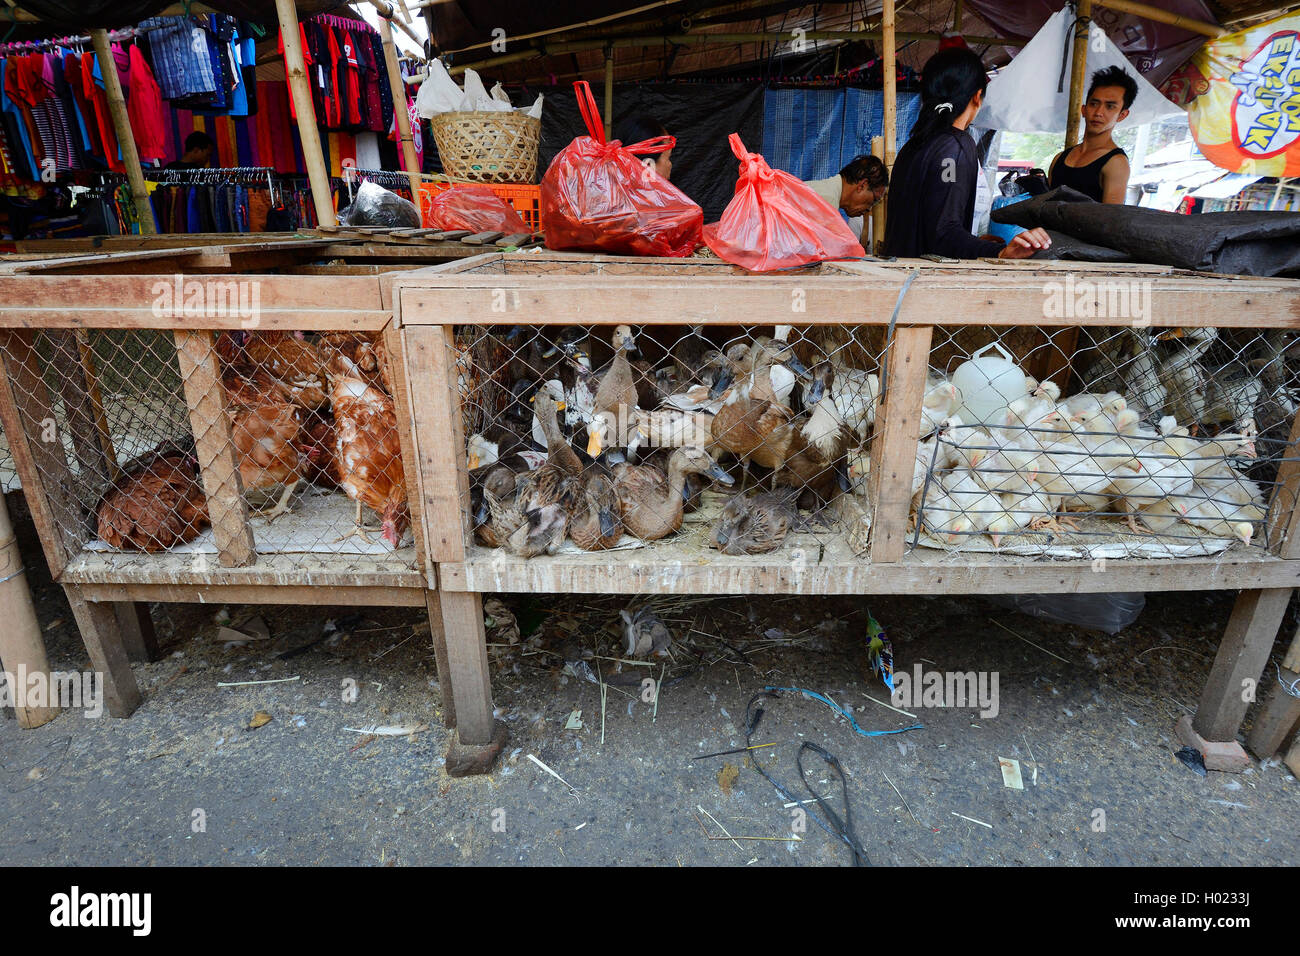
[761,89,922,181]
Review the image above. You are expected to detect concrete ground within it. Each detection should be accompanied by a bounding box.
[1,492,1297,866]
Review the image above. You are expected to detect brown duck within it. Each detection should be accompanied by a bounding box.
[709,487,804,555]
[612,445,734,541]
[507,390,581,556]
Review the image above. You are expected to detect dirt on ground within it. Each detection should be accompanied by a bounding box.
[1,493,1297,866]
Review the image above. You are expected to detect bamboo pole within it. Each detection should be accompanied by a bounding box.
[378,17,423,201]
[0,492,59,728]
[882,0,897,168]
[604,50,615,140]
[871,135,886,255]
[362,0,425,50]
[276,0,337,227]
[448,29,1023,74]
[953,0,963,31]
[1065,0,1093,149]
[1093,0,1221,37]
[89,30,156,236]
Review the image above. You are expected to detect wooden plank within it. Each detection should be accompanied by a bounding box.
[495,232,532,248]
[394,275,1300,329]
[439,549,1300,595]
[0,331,88,574]
[58,547,422,589]
[1267,410,1300,557]
[437,590,494,744]
[401,321,471,562]
[113,602,160,663]
[72,582,425,606]
[425,588,455,728]
[1193,587,1292,742]
[381,321,427,572]
[436,230,472,242]
[64,586,141,717]
[461,231,504,246]
[869,325,931,563]
[1246,619,1300,758]
[174,330,256,568]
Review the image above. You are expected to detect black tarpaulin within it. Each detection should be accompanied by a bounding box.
[539,83,764,224]
[992,187,1300,278]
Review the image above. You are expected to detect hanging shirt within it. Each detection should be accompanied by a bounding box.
[142,15,219,101]
[127,44,168,163]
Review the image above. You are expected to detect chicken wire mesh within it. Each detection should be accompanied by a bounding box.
[454,322,884,559]
[908,323,1300,558]
[1,328,414,569]
[0,422,16,494]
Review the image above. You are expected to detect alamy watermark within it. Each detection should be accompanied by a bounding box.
[891,665,999,718]
[0,665,102,717]
[151,274,261,327]
[1042,275,1152,327]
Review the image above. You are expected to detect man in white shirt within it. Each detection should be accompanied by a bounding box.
[804,154,889,246]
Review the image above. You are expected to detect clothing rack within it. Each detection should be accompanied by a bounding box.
[144,166,276,184]
[0,25,156,54]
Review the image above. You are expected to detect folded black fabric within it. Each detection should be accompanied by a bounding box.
[992,186,1300,278]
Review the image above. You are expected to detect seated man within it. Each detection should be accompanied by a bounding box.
[804,154,889,245]
[1047,65,1135,204]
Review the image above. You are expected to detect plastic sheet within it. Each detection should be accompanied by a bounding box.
[540,80,703,258]
[988,592,1146,635]
[426,185,529,234]
[702,134,865,272]
[338,181,421,228]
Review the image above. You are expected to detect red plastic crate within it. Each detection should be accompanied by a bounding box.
[420,181,541,234]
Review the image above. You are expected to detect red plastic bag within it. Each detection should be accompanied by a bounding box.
[426,185,529,234]
[703,134,865,272]
[541,81,703,258]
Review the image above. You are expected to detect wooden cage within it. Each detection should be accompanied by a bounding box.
[0,233,497,737]
[394,252,1300,766]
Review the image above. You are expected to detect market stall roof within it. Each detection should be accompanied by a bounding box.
[0,0,340,35]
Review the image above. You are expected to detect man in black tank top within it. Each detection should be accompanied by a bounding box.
[1048,65,1137,204]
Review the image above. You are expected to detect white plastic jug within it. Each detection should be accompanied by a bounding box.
[951,342,1028,426]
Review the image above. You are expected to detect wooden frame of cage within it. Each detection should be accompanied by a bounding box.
[395,251,1300,768]
[0,235,508,754]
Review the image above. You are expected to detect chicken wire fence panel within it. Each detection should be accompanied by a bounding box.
[5,328,415,571]
[455,322,884,561]
[909,324,1299,559]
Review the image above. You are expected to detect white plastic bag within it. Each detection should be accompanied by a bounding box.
[987,592,1145,635]
[415,58,464,118]
[976,8,1181,133]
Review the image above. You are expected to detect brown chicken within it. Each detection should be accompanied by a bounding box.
[320,332,394,396]
[218,330,328,409]
[97,443,209,551]
[222,368,309,521]
[328,353,409,547]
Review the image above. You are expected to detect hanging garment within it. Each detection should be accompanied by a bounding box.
[127,45,168,163]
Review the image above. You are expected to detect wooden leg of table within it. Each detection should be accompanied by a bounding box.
[64,587,141,718]
[1245,619,1300,759]
[438,590,506,776]
[113,602,160,664]
[424,589,455,729]
[1194,588,1291,743]
[1285,732,1300,777]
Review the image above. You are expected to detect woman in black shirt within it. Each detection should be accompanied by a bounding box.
[885,48,1050,260]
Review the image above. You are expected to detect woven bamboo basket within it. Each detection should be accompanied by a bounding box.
[429,111,541,183]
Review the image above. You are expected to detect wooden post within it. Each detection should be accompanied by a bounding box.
[871,135,886,255]
[89,30,156,235]
[425,588,456,728]
[869,325,931,563]
[174,330,256,568]
[0,491,59,728]
[882,0,897,169]
[1065,0,1093,149]
[1193,587,1291,743]
[403,323,496,751]
[64,587,142,718]
[114,603,160,664]
[378,17,422,201]
[953,0,963,31]
[603,49,615,141]
[275,0,337,227]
